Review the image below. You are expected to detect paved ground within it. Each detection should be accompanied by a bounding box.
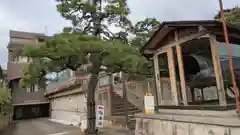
[2,118,134,135]
[2,118,83,135]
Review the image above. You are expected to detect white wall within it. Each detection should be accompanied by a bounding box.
[50,93,87,127]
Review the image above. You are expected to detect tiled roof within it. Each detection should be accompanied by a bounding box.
[9,30,45,39]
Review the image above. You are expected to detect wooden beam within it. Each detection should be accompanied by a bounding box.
[153,54,163,105]
[211,31,240,40]
[167,47,179,105]
[209,34,227,106]
[175,31,188,105]
[143,49,154,54]
[155,30,208,55]
[149,26,173,50]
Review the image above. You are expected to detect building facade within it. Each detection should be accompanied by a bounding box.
[7,30,49,120]
[45,69,90,130]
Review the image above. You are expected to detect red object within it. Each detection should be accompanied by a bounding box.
[97,106,104,110]
[218,0,240,116]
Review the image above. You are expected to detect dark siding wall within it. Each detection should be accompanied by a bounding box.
[10,79,48,105]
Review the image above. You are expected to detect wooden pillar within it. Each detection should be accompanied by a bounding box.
[201,89,205,101]
[167,47,179,105]
[175,31,188,105]
[209,34,227,106]
[191,88,195,103]
[153,54,163,105]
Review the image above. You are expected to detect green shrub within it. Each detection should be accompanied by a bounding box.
[0,83,11,116]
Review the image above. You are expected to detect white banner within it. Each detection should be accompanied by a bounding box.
[96,105,104,128]
[144,93,155,114]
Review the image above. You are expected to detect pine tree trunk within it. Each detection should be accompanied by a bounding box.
[86,54,101,135]
[86,72,99,135]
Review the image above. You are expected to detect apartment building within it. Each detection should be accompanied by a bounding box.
[7,30,49,120]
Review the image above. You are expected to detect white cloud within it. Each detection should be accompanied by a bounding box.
[0,0,72,69]
[128,0,239,23]
[0,0,239,69]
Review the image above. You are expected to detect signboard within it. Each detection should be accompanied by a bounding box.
[96,105,104,128]
[144,92,155,114]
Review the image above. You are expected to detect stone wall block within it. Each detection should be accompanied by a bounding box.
[230,128,240,135]
[189,123,227,135]
[161,120,173,135]
[135,118,143,135]
[153,120,161,135]
[174,122,189,135]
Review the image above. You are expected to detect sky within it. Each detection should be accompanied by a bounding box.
[0,0,239,69]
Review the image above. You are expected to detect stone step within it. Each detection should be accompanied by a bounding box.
[112,107,139,113]
[112,101,133,105]
[112,103,135,108]
[112,110,140,116]
[111,92,141,130]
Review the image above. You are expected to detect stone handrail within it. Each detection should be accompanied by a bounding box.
[126,81,145,98]
[126,89,145,111]
[114,85,144,111]
[114,81,153,111]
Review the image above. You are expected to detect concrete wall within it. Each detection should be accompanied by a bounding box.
[0,115,11,133]
[135,110,240,135]
[50,92,87,126]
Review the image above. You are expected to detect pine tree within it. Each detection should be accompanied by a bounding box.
[21,0,160,134]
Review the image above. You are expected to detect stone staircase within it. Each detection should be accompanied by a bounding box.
[110,80,156,130]
[111,92,142,129]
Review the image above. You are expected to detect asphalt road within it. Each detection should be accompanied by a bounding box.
[2,118,134,135]
[2,118,82,135]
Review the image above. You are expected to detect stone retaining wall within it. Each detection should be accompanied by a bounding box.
[135,110,240,135]
[0,115,11,133]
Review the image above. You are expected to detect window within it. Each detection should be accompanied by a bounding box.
[217,41,240,100]
[38,38,44,42]
[30,85,35,92]
[27,57,32,62]
[9,55,20,62]
[19,56,27,63]
[26,87,30,92]
[158,53,170,77]
[99,75,110,87]
[26,84,39,92]
[14,56,19,62]
[9,52,15,62]
[10,55,31,63]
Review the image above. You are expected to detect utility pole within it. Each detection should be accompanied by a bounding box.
[218,0,240,117]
